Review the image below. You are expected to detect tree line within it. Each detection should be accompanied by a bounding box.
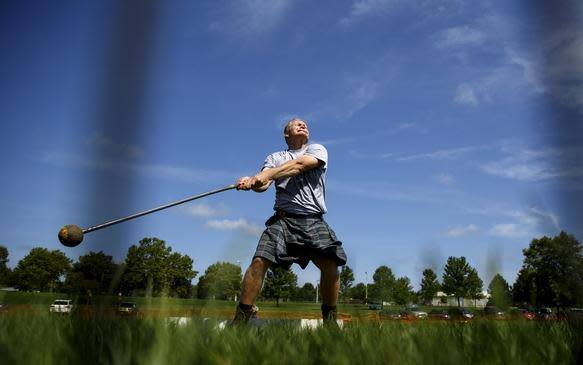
[338,231,583,309]
[0,231,582,307]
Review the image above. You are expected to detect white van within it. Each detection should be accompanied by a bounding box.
[49,299,73,313]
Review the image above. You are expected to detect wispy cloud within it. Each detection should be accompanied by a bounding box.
[509,207,560,232]
[318,122,426,148]
[395,145,486,162]
[340,0,398,25]
[488,223,530,238]
[434,25,487,49]
[343,77,381,119]
[205,218,261,235]
[435,173,456,186]
[387,122,427,135]
[85,133,145,159]
[481,146,583,182]
[183,203,231,218]
[452,59,542,106]
[468,202,560,239]
[454,83,479,106]
[443,224,478,237]
[542,27,583,110]
[505,47,545,93]
[328,180,451,204]
[432,16,548,106]
[38,151,236,184]
[209,0,294,38]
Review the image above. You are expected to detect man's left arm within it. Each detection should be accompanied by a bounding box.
[249,155,323,190]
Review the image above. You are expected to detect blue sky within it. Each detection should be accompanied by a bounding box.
[1,0,582,290]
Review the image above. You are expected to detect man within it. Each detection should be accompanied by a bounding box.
[232,118,347,325]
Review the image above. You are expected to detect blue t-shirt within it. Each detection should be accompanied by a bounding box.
[262,143,328,215]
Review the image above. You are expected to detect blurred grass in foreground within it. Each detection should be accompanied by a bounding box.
[1,313,582,364]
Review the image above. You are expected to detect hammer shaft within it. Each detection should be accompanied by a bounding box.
[83,184,237,234]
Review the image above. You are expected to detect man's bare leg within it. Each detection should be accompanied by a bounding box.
[314,257,340,322]
[240,257,271,305]
[232,257,271,324]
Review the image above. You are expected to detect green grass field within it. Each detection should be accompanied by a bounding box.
[0,291,375,318]
[1,313,582,364]
[2,291,582,364]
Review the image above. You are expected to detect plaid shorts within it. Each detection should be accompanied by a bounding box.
[254,213,347,269]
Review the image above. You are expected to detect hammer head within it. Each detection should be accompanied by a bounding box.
[58,225,84,247]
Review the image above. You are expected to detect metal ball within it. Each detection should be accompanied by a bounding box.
[58,225,84,247]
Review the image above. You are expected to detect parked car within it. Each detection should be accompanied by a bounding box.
[379,309,402,320]
[448,307,474,321]
[368,300,382,310]
[509,308,535,320]
[428,309,450,320]
[50,299,73,314]
[117,302,138,316]
[400,308,428,320]
[483,306,506,319]
[536,307,556,321]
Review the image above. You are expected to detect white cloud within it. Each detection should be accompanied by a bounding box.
[85,133,144,159]
[209,0,294,37]
[481,146,583,182]
[434,26,487,49]
[443,224,477,237]
[205,218,261,235]
[344,77,381,118]
[328,180,450,204]
[308,74,389,122]
[340,0,397,25]
[545,32,583,110]
[183,203,230,218]
[440,17,582,110]
[433,17,551,106]
[316,122,425,148]
[505,48,545,93]
[387,122,427,135]
[38,151,235,184]
[481,159,556,181]
[454,84,479,106]
[488,223,530,238]
[467,201,560,240]
[396,145,485,162]
[435,173,455,186]
[509,207,560,232]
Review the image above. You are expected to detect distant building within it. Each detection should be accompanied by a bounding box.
[431,291,489,308]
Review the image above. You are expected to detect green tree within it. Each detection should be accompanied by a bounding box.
[197,262,241,300]
[519,231,583,307]
[349,283,367,302]
[263,267,298,306]
[12,247,72,291]
[122,237,196,296]
[467,268,484,304]
[442,256,478,307]
[339,265,355,300]
[393,276,414,305]
[293,282,316,301]
[0,246,10,286]
[512,267,536,305]
[419,268,440,305]
[369,265,395,303]
[65,251,118,295]
[167,252,198,298]
[488,273,511,309]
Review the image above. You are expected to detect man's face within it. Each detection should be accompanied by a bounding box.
[286,120,309,140]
